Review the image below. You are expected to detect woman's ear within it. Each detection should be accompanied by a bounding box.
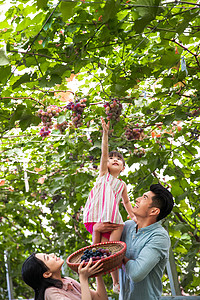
[43,271,52,279]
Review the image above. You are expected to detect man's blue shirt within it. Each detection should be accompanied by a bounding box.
[119,220,170,300]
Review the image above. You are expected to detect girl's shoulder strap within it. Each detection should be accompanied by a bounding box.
[96,172,108,182]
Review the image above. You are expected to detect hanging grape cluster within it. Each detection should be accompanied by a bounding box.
[125,126,144,140]
[133,147,145,157]
[39,127,51,137]
[37,105,62,137]
[104,99,122,122]
[65,98,87,128]
[190,107,200,117]
[55,121,68,134]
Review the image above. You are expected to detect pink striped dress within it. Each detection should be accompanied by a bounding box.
[83,173,124,225]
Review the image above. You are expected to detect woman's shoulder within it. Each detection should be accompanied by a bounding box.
[63,277,81,291]
[45,277,81,299]
[44,286,64,300]
[63,276,80,286]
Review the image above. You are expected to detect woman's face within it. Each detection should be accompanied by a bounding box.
[36,253,64,275]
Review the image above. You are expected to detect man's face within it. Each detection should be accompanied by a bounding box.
[132,191,155,218]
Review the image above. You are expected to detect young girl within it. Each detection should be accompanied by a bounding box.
[83,117,135,293]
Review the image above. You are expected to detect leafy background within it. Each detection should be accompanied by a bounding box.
[0,0,200,298]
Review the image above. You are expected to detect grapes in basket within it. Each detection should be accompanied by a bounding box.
[80,247,112,262]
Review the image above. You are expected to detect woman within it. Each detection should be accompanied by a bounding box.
[22,252,108,300]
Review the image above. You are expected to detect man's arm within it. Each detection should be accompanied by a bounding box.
[122,256,129,265]
[124,232,170,282]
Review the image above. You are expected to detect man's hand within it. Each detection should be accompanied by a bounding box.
[93,222,121,233]
[122,256,129,265]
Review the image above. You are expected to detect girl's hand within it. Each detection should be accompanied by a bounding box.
[78,258,104,280]
[101,117,110,134]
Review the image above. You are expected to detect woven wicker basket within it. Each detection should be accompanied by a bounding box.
[66,241,126,277]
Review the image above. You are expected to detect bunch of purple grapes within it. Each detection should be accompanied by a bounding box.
[39,127,51,138]
[191,107,200,117]
[37,105,62,131]
[65,98,87,128]
[133,148,145,157]
[81,247,112,262]
[104,99,122,122]
[55,121,68,133]
[125,127,144,140]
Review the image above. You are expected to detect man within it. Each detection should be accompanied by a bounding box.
[93,183,174,300]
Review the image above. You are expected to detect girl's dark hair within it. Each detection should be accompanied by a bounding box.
[109,150,125,166]
[21,253,63,300]
[150,183,174,221]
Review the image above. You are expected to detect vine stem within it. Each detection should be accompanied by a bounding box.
[169,38,200,68]
[0,96,45,106]
[9,50,62,62]
[84,23,105,49]
[67,212,89,244]
[179,1,200,7]
[32,87,75,94]
[174,212,200,242]
[0,96,104,107]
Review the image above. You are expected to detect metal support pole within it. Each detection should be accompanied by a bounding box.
[23,161,29,193]
[4,250,13,300]
[166,246,181,296]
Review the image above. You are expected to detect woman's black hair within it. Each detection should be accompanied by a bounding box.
[21,253,63,300]
[150,183,174,221]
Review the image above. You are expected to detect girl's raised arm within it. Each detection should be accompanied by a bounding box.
[99,117,110,177]
[122,183,136,221]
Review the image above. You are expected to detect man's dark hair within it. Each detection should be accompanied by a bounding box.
[109,150,125,166]
[150,183,174,221]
